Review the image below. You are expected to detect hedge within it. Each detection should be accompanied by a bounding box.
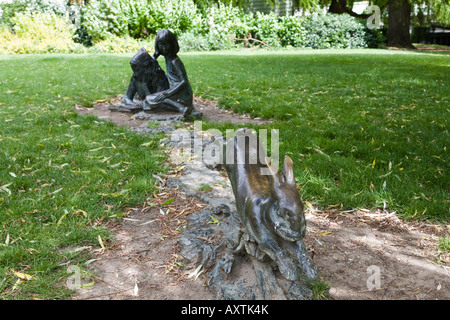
[0,0,384,54]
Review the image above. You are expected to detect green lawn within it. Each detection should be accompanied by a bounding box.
[0,54,166,298]
[185,49,449,221]
[0,49,448,299]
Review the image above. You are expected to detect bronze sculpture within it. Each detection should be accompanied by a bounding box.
[110,29,195,119]
[144,29,194,118]
[109,47,169,112]
[223,128,316,281]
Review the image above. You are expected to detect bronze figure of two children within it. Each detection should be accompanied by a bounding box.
[110,29,195,119]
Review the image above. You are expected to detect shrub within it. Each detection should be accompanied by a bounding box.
[82,0,129,41]
[243,13,307,48]
[87,35,155,53]
[178,3,251,51]
[302,13,378,49]
[252,12,282,47]
[205,2,252,39]
[278,15,307,47]
[82,0,202,41]
[147,0,202,35]
[178,31,236,51]
[0,11,84,54]
[0,2,383,54]
[0,0,69,26]
[178,32,211,51]
[122,0,152,39]
[179,11,380,51]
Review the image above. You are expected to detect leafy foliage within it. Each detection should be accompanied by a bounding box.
[0,0,69,26]
[80,0,382,49]
[81,0,130,41]
[0,11,84,54]
[82,0,202,41]
[302,13,378,49]
[0,1,384,53]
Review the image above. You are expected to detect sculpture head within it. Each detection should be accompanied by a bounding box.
[154,29,179,58]
[130,47,155,81]
[267,156,306,242]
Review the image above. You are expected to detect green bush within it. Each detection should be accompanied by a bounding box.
[279,15,307,47]
[0,2,383,54]
[0,0,69,26]
[178,32,211,51]
[82,0,202,41]
[82,0,130,41]
[302,13,377,49]
[252,12,282,47]
[178,31,235,51]
[176,11,382,51]
[205,3,251,39]
[0,11,85,54]
[87,35,155,53]
[122,0,152,39]
[178,3,251,51]
[147,0,202,35]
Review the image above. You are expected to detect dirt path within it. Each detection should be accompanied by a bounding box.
[74,98,449,300]
[305,207,449,299]
[73,190,215,300]
[75,96,270,126]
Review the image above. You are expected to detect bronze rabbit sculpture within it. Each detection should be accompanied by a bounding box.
[223,128,317,281]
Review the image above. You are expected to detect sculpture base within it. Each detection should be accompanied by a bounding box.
[108,104,143,113]
[109,103,202,120]
[178,207,314,300]
[165,130,316,300]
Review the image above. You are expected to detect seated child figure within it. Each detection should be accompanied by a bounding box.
[144,29,194,118]
[119,47,169,111]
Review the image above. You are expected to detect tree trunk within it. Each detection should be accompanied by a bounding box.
[387,0,415,49]
[329,0,347,14]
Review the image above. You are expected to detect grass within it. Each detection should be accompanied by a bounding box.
[0,54,167,298]
[0,49,448,299]
[438,236,450,253]
[184,49,449,221]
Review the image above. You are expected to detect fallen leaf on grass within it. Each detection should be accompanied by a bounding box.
[100,189,130,197]
[12,270,35,281]
[57,211,68,225]
[52,188,63,195]
[98,235,105,250]
[73,209,88,217]
[11,279,22,292]
[0,183,12,196]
